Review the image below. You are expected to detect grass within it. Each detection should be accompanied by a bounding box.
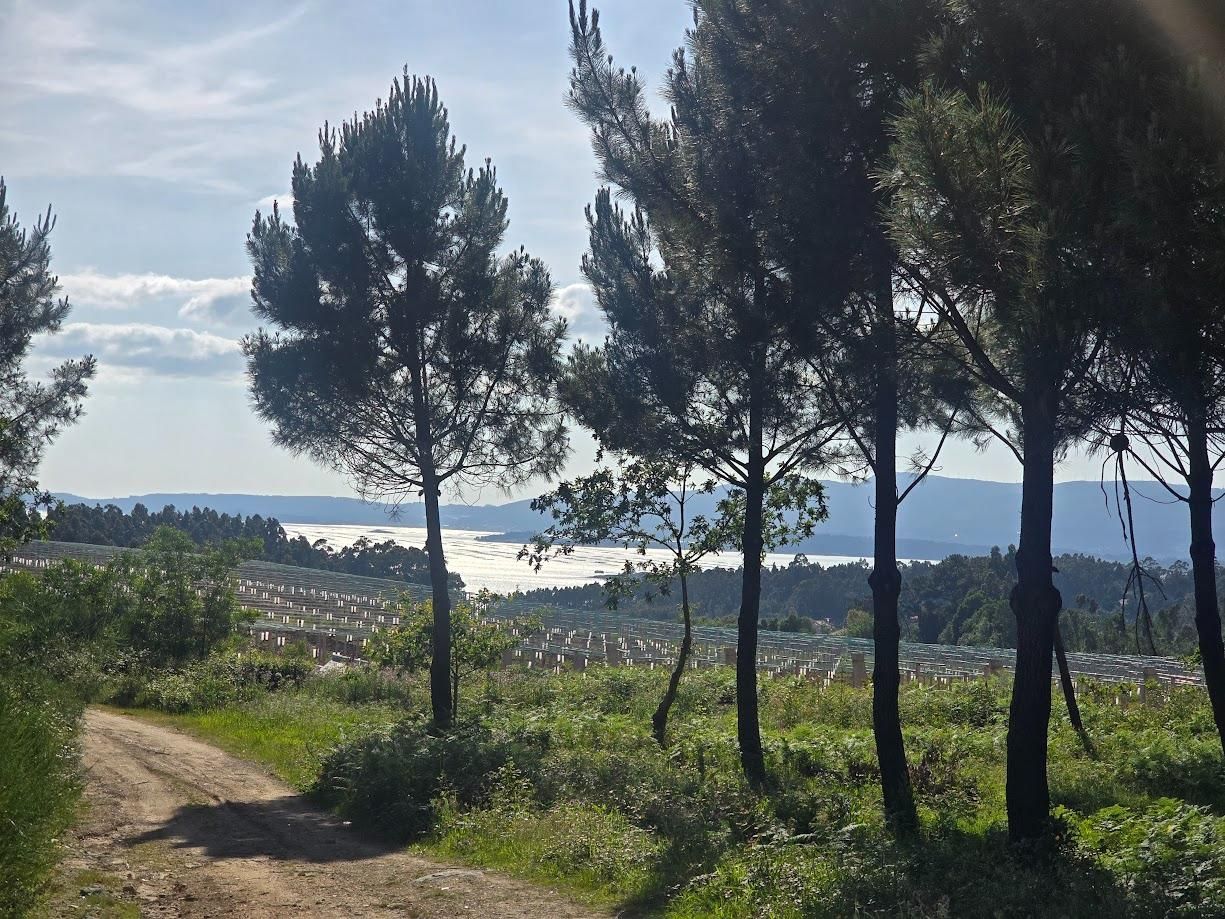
[139,663,1225,918]
[431,797,661,908]
[0,673,83,918]
[32,867,142,919]
[115,693,401,791]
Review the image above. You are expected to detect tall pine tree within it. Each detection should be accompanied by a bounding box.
[244,73,568,728]
[881,0,1170,839]
[1099,45,1225,759]
[687,0,956,831]
[567,2,841,785]
[0,178,94,547]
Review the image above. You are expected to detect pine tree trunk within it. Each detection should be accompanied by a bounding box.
[869,285,916,834]
[407,329,453,731]
[1006,391,1061,841]
[737,366,767,787]
[652,570,693,747]
[737,468,766,787]
[422,469,454,730]
[1187,413,1225,758]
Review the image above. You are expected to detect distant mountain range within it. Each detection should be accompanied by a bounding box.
[53,474,1217,562]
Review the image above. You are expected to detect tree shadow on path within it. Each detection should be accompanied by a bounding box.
[127,795,402,864]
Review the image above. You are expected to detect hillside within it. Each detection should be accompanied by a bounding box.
[56,474,1218,562]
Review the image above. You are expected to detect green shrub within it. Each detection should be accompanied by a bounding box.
[137,667,236,713]
[901,677,1010,728]
[313,718,512,840]
[1116,735,1225,809]
[117,649,315,713]
[0,675,82,917]
[228,649,314,691]
[304,664,420,707]
[1069,799,1225,916]
[436,790,664,899]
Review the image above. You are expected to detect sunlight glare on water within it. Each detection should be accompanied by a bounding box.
[280,523,871,594]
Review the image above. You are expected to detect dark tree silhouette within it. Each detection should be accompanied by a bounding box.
[1097,49,1225,759]
[880,0,1169,839]
[567,3,841,785]
[243,72,568,728]
[688,0,964,831]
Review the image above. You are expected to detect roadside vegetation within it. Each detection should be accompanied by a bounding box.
[3,515,1225,917]
[120,656,1225,918]
[0,172,95,917]
[0,668,82,917]
[0,530,253,916]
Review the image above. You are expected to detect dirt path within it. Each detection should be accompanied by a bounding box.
[58,708,609,918]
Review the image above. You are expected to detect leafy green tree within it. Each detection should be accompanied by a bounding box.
[760,612,817,634]
[111,527,253,668]
[243,72,568,728]
[527,458,825,745]
[0,178,94,549]
[567,1,840,786]
[956,593,1017,649]
[842,608,874,640]
[0,562,117,680]
[880,0,1172,838]
[369,596,528,721]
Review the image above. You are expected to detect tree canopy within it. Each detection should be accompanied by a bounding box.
[567,0,839,786]
[0,178,94,548]
[244,71,568,727]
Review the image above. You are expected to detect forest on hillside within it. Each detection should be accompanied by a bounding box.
[522,547,1209,656]
[48,499,1205,656]
[45,502,463,589]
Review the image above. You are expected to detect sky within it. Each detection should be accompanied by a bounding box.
[0,0,1128,502]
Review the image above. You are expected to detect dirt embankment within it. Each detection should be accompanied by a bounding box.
[55,709,607,918]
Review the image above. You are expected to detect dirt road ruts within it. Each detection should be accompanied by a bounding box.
[65,708,607,918]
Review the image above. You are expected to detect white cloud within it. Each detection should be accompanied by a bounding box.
[4,1,308,120]
[551,282,606,346]
[59,271,251,323]
[0,1,315,190]
[38,321,244,380]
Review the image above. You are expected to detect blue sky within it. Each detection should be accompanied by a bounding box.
[1,0,1118,501]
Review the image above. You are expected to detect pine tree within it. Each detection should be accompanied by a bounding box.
[244,72,568,729]
[686,0,958,832]
[567,2,841,785]
[0,178,94,547]
[881,0,1170,839]
[1100,50,1225,759]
